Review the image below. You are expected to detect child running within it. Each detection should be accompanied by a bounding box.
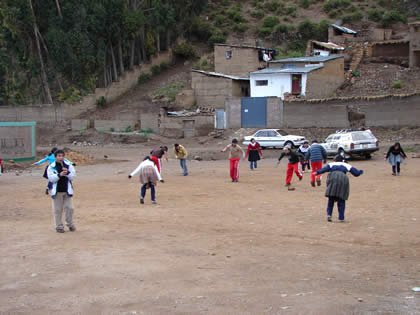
[150,146,168,174]
[0,157,3,175]
[129,156,164,204]
[34,147,74,195]
[174,144,188,176]
[277,145,304,191]
[385,142,407,176]
[298,141,311,173]
[314,155,363,222]
[221,139,245,182]
[245,138,263,170]
[305,140,327,187]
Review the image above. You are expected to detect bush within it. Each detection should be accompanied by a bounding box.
[272,24,296,40]
[381,10,407,27]
[96,96,106,107]
[233,23,249,33]
[226,7,245,23]
[265,0,283,12]
[151,65,161,76]
[153,82,185,102]
[173,43,198,59]
[368,9,384,22]
[342,11,363,23]
[138,72,151,84]
[58,87,82,103]
[285,5,297,15]
[221,0,230,6]
[323,0,351,13]
[299,0,311,9]
[250,9,265,19]
[125,125,133,133]
[257,26,273,38]
[160,61,169,71]
[193,56,214,71]
[262,16,280,28]
[214,14,226,26]
[189,17,213,41]
[392,80,402,89]
[352,69,360,77]
[208,30,227,46]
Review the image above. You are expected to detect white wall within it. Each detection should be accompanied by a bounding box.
[250,73,307,99]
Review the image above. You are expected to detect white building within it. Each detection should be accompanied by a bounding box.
[249,65,323,99]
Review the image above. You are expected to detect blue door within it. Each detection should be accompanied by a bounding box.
[241,97,267,128]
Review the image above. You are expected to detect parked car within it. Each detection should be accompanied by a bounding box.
[321,129,379,159]
[243,129,306,149]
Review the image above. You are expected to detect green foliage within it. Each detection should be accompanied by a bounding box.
[226,7,245,23]
[250,9,265,19]
[173,42,198,59]
[59,87,82,103]
[262,16,280,28]
[138,72,152,84]
[233,23,249,33]
[272,24,296,41]
[368,9,384,22]
[153,82,184,102]
[381,10,407,26]
[96,96,107,107]
[285,6,297,15]
[352,69,360,77]
[151,65,161,76]
[392,80,402,89]
[188,17,213,40]
[257,27,273,38]
[125,125,133,133]
[110,127,115,132]
[160,61,170,71]
[214,14,226,26]
[138,128,154,136]
[275,48,306,59]
[145,31,156,57]
[208,29,227,46]
[343,11,363,23]
[323,0,351,13]
[265,0,284,12]
[299,0,311,9]
[193,56,214,71]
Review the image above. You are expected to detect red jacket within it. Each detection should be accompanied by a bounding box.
[246,142,263,157]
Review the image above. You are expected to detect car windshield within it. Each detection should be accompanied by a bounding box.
[352,131,375,141]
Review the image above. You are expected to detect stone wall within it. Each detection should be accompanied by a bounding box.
[305,57,345,99]
[372,42,409,58]
[214,45,263,77]
[409,23,420,67]
[0,122,36,161]
[191,72,234,109]
[159,114,214,138]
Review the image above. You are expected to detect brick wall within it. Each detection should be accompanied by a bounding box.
[191,72,233,109]
[214,45,263,77]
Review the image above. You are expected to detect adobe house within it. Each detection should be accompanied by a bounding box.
[328,24,357,44]
[409,21,420,67]
[191,70,250,109]
[366,40,410,66]
[307,40,345,57]
[250,55,345,99]
[214,43,276,77]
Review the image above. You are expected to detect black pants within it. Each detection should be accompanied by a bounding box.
[392,162,401,174]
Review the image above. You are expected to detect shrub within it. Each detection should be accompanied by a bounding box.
[392,80,402,89]
[125,125,133,133]
[96,96,106,107]
[189,17,213,41]
[214,14,226,26]
[285,5,297,15]
[58,87,82,103]
[368,9,384,22]
[265,0,283,12]
[151,65,161,76]
[352,69,360,77]
[343,11,363,23]
[138,72,151,84]
[208,30,227,46]
[250,9,265,19]
[262,16,280,28]
[153,82,185,102]
[272,24,296,40]
[257,26,273,38]
[193,56,214,71]
[299,0,311,9]
[323,0,351,13]
[160,61,169,71]
[221,0,230,6]
[226,7,245,23]
[173,42,198,59]
[381,10,407,27]
[233,23,249,33]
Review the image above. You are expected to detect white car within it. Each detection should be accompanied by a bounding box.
[321,129,379,159]
[243,129,306,149]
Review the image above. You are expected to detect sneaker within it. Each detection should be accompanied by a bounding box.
[288,186,295,191]
[285,183,291,187]
[397,173,400,176]
[140,199,144,204]
[152,200,157,204]
[299,176,303,181]
[392,173,396,176]
[69,225,76,232]
[338,219,346,223]
[184,173,188,176]
[56,227,65,233]
[45,189,49,195]
[327,216,332,222]
[311,181,315,187]
[316,179,322,186]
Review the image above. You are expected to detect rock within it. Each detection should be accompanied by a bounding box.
[194,156,202,161]
[31,273,38,277]
[357,298,363,302]
[116,170,124,175]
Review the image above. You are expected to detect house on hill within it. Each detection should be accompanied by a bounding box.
[328,24,358,43]
[409,21,420,67]
[214,43,276,77]
[250,55,345,99]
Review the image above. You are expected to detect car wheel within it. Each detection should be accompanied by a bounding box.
[285,141,293,148]
[365,153,372,160]
[338,148,345,156]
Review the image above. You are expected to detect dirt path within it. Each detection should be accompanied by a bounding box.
[1,146,420,314]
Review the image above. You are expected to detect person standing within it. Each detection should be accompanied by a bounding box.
[315,155,363,222]
[174,144,188,176]
[150,146,168,174]
[298,141,311,173]
[47,150,76,233]
[0,157,3,175]
[277,145,304,191]
[221,139,245,182]
[129,156,164,204]
[245,138,263,170]
[385,142,407,176]
[305,140,328,187]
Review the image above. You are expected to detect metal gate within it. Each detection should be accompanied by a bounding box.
[241,97,267,128]
[183,120,195,138]
[216,110,225,129]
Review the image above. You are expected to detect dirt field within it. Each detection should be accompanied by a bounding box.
[1,144,420,314]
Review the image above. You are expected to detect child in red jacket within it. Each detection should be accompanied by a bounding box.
[0,157,3,174]
[245,138,263,170]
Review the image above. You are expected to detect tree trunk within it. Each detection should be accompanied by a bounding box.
[110,45,118,81]
[166,30,170,51]
[55,0,63,19]
[129,39,135,70]
[29,0,53,104]
[136,37,142,65]
[156,33,160,53]
[140,28,147,61]
[118,32,124,74]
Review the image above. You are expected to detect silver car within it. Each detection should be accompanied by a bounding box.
[243,129,306,149]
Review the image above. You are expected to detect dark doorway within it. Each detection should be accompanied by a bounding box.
[291,74,302,95]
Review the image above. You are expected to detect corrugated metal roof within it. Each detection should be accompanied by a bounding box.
[372,39,409,45]
[329,24,357,35]
[191,70,249,81]
[312,41,345,50]
[250,65,324,75]
[270,55,344,63]
[215,43,275,51]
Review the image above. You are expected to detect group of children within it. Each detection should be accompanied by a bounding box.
[33,137,407,232]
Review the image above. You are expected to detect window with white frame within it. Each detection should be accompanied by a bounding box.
[255,80,268,86]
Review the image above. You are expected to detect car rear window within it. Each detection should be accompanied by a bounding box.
[352,132,375,141]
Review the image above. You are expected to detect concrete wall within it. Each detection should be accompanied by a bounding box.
[191,72,233,109]
[409,23,420,67]
[94,120,139,132]
[159,114,214,138]
[250,73,308,98]
[305,57,345,99]
[267,97,283,127]
[0,122,36,161]
[225,98,242,129]
[214,45,263,77]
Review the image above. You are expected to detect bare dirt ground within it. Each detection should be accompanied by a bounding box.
[1,143,420,315]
